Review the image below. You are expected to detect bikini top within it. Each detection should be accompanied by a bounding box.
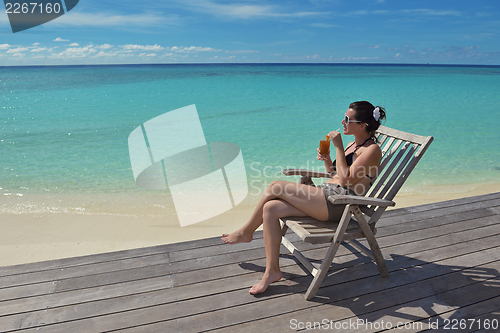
[332,138,375,182]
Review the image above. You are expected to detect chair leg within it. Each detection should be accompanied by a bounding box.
[280,220,289,236]
[304,205,353,300]
[351,206,389,278]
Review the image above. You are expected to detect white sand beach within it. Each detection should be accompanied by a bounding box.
[1,182,499,267]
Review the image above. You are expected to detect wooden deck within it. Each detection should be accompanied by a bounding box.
[1,192,500,332]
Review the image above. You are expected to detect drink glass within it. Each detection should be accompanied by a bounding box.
[319,135,330,155]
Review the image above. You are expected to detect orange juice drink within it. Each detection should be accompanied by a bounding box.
[319,135,330,155]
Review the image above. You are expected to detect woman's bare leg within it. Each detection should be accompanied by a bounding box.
[220,180,330,294]
[221,181,329,244]
[220,183,273,244]
[249,199,305,294]
[249,184,330,294]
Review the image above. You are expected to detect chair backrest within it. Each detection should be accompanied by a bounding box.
[366,126,433,203]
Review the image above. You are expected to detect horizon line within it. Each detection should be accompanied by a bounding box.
[1,62,500,69]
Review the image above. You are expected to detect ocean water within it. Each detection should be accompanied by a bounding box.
[1,63,500,216]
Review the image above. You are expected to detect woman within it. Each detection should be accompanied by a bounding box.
[221,101,386,295]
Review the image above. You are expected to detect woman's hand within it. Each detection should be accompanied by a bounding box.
[328,130,343,149]
[317,148,330,161]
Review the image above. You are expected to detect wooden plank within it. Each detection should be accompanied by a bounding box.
[377,125,431,145]
[0,193,499,332]
[209,248,500,333]
[375,209,499,248]
[0,233,234,278]
[469,305,500,333]
[1,210,499,312]
[1,209,497,308]
[377,197,500,227]
[0,253,170,290]
[0,258,496,332]
[283,218,363,244]
[367,140,407,197]
[107,250,500,333]
[3,218,500,332]
[0,243,276,309]
[327,195,395,207]
[0,231,277,292]
[348,276,500,333]
[384,192,500,218]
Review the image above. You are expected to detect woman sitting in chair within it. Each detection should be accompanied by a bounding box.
[221,101,386,295]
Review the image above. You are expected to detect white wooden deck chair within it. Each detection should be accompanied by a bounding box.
[280,126,433,300]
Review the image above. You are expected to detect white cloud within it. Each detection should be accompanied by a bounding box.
[176,0,325,19]
[121,44,164,51]
[334,56,379,61]
[95,51,119,57]
[0,44,10,50]
[53,37,70,42]
[31,47,50,53]
[7,47,29,53]
[96,44,113,49]
[69,43,80,47]
[170,46,220,52]
[179,0,273,19]
[401,9,462,16]
[137,52,158,57]
[49,12,172,27]
[32,42,40,46]
[51,46,97,58]
[344,8,461,17]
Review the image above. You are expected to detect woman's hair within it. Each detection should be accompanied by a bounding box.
[349,101,386,141]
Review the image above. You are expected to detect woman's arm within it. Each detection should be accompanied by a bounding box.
[317,147,335,173]
[337,144,382,188]
[329,131,349,181]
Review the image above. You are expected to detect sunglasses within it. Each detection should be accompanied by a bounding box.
[344,115,362,125]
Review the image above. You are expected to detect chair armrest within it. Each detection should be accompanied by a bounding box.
[283,168,334,178]
[327,194,395,207]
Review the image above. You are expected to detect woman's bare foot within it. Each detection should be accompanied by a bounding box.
[249,270,283,295]
[221,230,253,244]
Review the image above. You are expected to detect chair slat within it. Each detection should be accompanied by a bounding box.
[367,140,408,198]
[370,139,403,189]
[378,143,418,199]
[380,137,396,157]
[376,133,389,148]
[284,218,362,244]
[386,136,433,200]
[377,125,429,145]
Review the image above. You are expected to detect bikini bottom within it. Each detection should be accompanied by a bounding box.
[316,183,358,222]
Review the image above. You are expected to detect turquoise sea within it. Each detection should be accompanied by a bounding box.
[1,64,500,216]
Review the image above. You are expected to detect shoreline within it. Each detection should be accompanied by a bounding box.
[1,182,499,267]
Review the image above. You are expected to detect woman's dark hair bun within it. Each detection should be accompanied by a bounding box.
[349,101,386,140]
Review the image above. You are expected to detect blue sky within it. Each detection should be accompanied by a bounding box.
[0,0,499,65]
